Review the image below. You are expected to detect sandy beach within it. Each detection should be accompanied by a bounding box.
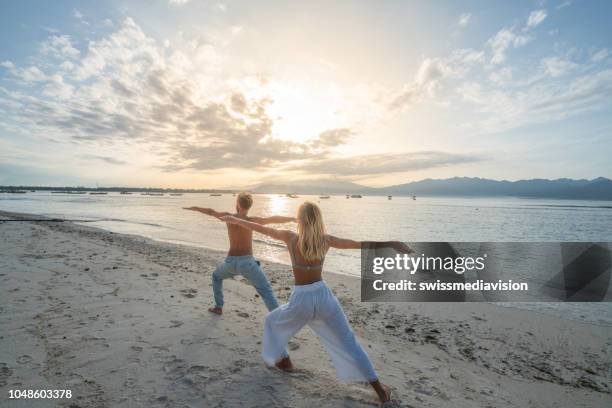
[0,210,610,407]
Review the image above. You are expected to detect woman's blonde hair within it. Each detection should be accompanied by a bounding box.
[296,202,328,261]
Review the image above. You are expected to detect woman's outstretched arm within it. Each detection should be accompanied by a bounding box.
[327,235,413,253]
[220,215,293,243]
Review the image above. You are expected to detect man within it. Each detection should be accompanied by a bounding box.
[184,192,295,315]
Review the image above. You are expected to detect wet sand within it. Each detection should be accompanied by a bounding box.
[0,210,610,407]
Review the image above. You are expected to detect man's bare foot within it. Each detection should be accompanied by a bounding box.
[208,306,223,315]
[275,356,294,372]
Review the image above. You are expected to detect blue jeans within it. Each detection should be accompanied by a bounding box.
[212,255,279,311]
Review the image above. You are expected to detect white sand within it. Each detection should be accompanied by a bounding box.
[0,210,610,407]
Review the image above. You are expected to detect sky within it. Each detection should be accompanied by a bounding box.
[0,0,611,188]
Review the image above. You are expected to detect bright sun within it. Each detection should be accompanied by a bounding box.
[263,81,347,143]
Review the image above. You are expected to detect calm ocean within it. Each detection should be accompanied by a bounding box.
[2,191,611,325]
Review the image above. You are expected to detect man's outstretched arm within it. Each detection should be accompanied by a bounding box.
[183,207,230,219]
[250,215,296,225]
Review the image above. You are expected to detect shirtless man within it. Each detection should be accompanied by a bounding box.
[183,192,295,315]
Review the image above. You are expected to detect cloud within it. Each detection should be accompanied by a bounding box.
[83,155,127,165]
[288,151,483,177]
[488,28,531,64]
[458,13,472,28]
[0,18,353,176]
[556,1,572,10]
[457,69,612,133]
[388,58,450,110]
[40,35,80,59]
[72,9,84,20]
[308,128,353,149]
[168,0,192,5]
[541,56,577,77]
[526,9,547,29]
[19,66,47,82]
[591,48,608,62]
[389,49,483,111]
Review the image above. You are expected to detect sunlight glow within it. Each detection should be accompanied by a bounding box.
[264,81,347,143]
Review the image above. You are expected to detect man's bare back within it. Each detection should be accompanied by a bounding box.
[184,193,295,315]
[226,214,255,256]
[184,208,295,254]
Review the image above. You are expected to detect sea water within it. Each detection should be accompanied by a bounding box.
[1,192,611,325]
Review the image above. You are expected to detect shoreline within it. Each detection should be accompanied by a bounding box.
[5,209,611,327]
[1,210,611,407]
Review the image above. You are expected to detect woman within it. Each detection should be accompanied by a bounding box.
[220,201,411,403]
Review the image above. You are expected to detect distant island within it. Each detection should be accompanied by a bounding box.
[1,177,612,200]
[254,177,612,200]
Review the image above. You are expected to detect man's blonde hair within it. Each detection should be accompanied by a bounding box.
[297,202,328,261]
[237,192,253,210]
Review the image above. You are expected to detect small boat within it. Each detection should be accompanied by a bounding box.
[89,192,108,195]
[286,194,298,198]
[319,195,330,199]
[412,195,416,200]
[346,195,350,199]
[388,195,392,200]
[210,193,222,196]
[350,194,362,198]
[149,193,164,196]
[67,191,87,194]
[120,191,132,195]
[169,193,183,196]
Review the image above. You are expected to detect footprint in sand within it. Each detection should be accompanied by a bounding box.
[16,355,33,364]
[169,320,183,328]
[0,363,13,387]
[124,378,137,388]
[180,288,197,298]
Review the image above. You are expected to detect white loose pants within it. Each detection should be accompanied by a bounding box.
[262,280,378,382]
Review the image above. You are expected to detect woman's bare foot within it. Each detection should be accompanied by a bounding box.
[379,384,391,404]
[275,356,294,372]
[208,306,223,315]
[370,380,391,404]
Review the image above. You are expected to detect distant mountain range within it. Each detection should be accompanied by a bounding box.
[2,177,612,200]
[253,177,612,200]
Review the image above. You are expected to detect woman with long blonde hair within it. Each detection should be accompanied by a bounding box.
[221,201,411,403]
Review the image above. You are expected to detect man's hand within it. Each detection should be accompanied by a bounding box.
[183,207,200,211]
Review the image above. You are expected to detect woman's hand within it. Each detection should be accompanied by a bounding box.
[392,241,414,254]
[220,215,240,224]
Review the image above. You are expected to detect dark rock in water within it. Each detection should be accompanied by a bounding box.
[405,327,415,333]
[237,312,249,318]
[385,324,396,329]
